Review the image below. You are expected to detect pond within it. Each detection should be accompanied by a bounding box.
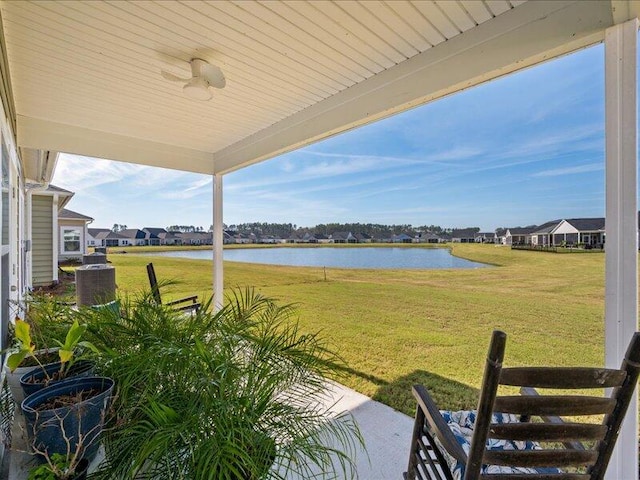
[140,247,489,270]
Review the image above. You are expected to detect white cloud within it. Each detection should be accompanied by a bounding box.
[54,154,142,191]
[532,163,603,177]
[162,176,213,199]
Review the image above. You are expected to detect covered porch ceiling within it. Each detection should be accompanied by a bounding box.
[2,0,637,179]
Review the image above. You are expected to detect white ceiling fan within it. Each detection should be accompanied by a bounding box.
[161,58,226,101]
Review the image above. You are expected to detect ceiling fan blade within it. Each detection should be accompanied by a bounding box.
[161,70,189,83]
[200,62,226,89]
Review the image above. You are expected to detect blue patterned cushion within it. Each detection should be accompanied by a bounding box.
[436,410,561,480]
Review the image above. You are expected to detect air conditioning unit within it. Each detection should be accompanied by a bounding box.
[76,264,116,307]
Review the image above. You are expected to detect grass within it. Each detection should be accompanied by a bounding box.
[101,243,609,417]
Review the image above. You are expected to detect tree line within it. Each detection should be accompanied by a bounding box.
[222,222,482,238]
[112,222,487,237]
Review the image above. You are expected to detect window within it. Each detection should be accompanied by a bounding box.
[61,227,82,253]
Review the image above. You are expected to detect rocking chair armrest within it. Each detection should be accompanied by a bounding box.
[519,387,586,451]
[412,385,468,466]
[174,302,201,312]
[166,295,199,306]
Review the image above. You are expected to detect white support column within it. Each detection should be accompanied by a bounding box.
[212,174,224,311]
[604,18,638,480]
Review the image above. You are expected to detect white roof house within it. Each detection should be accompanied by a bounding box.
[0,1,638,476]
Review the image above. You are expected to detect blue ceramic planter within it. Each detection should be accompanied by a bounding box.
[21,376,114,462]
[20,360,95,398]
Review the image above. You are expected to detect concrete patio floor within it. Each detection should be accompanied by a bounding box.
[285,381,414,480]
[5,381,414,480]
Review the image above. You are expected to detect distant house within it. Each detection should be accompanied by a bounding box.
[506,226,539,245]
[158,231,183,245]
[530,220,561,246]
[417,232,443,244]
[142,227,166,246]
[374,233,393,243]
[118,229,147,246]
[287,233,302,244]
[331,232,357,243]
[354,233,372,243]
[559,218,605,247]
[391,233,413,243]
[301,232,330,243]
[451,228,478,243]
[232,233,252,244]
[313,233,331,244]
[475,232,496,244]
[177,232,212,245]
[259,235,277,244]
[223,231,235,244]
[87,228,109,248]
[93,229,129,247]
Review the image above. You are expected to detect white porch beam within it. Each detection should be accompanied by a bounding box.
[17,116,215,175]
[213,0,611,174]
[604,18,638,480]
[212,174,223,311]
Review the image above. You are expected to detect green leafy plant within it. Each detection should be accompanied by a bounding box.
[7,318,98,383]
[54,319,99,377]
[5,295,80,373]
[85,288,363,480]
[27,453,86,480]
[6,318,37,372]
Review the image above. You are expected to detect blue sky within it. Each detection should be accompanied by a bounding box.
[54,42,607,232]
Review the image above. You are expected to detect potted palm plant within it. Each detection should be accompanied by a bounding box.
[85,288,363,479]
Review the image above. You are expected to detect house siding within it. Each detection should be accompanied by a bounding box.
[32,196,53,286]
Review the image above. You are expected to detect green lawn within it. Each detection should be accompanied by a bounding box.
[106,244,606,416]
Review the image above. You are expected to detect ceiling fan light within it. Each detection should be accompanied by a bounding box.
[183,77,212,101]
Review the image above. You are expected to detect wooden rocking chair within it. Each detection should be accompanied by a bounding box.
[146,262,201,313]
[405,330,640,480]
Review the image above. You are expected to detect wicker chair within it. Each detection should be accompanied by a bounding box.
[404,330,640,480]
[146,262,200,313]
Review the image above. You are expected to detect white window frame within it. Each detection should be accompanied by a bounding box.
[60,226,83,255]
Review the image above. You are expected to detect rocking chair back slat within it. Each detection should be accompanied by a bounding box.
[492,396,616,417]
[482,449,598,468]
[487,423,608,442]
[499,368,627,389]
[478,474,590,480]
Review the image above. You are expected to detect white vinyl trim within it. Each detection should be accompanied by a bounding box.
[604,18,639,480]
[51,194,58,282]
